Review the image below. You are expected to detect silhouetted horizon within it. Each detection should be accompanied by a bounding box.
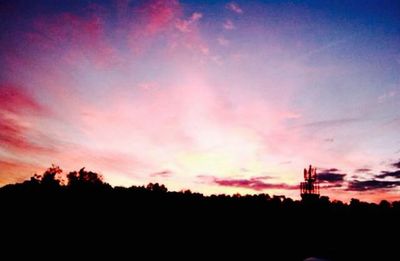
[1,165,398,205]
[1,165,399,260]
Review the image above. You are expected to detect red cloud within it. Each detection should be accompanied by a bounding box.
[0,85,52,153]
[0,117,52,153]
[20,0,205,63]
[143,0,179,35]
[26,7,119,68]
[0,85,45,115]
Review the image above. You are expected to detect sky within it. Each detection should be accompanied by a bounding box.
[0,0,399,202]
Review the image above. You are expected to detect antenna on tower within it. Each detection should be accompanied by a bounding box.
[300,165,320,200]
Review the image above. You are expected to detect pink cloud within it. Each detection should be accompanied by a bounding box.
[27,9,119,68]
[142,0,179,35]
[0,85,46,115]
[378,90,397,103]
[0,0,396,203]
[0,85,53,154]
[226,2,243,14]
[176,12,203,33]
[223,19,235,30]
[118,0,208,57]
[217,36,230,46]
[0,117,44,153]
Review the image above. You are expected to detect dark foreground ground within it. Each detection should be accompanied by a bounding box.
[1,169,399,260]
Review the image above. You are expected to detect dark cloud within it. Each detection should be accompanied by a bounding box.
[375,170,400,179]
[150,170,172,177]
[347,160,400,191]
[355,168,371,173]
[326,168,339,172]
[392,160,400,169]
[213,177,297,191]
[318,172,346,183]
[347,179,400,191]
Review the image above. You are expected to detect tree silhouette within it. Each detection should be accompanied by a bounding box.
[146,182,168,193]
[40,164,63,189]
[67,167,104,187]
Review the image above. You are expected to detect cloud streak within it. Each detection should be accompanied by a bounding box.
[176,12,202,33]
[0,84,53,153]
[226,2,243,14]
[375,170,400,179]
[347,179,400,191]
[213,176,298,191]
[150,170,173,178]
[300,118,361,129]
[318,172,346,183]
[392,160,400,169]
[355,168,371,173]
[223,19,235,30]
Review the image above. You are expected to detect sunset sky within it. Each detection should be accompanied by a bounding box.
[0,0,399,202]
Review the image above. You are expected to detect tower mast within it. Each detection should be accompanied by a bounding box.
[300,165,320,200]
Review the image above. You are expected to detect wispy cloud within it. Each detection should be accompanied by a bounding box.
[378,90,397,103]
[150,170,173,178]
[0,84,53,154]
[355,168,371,173]
[226,2,243,14]
[223,19,235,30]
[375,170,400,179]
[347,160,400,191]
[175,12,203,33]
[391,159,400,169]
[0,84,46,115]
[212,176,297,191]
[347,179,400,191]
[143,0,179,34]
[300,118,361,129]
[217,36,229,46]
